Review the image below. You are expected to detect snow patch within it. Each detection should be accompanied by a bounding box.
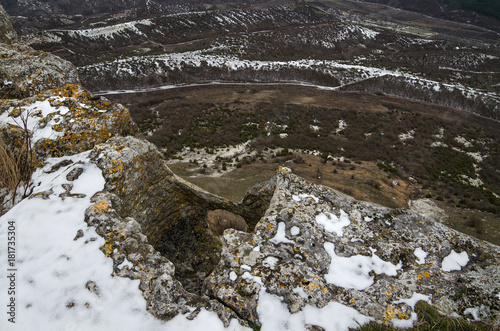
[454,136,473,148]
[292,194,319,203]
[270,222,294,245]
[414,248,428,265]
[398,130,415,142]
[394,293,431,309]
[257,288,373,331]
[323,242,401,290]
[441,250,469,272]
[263,256,279,270]
[315,210,350,237]
[464,305,490,321]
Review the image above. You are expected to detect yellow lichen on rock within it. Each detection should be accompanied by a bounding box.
[90,200,110,214]
[382,305,409,323]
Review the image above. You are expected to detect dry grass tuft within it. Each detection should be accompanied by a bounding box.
[0,139,21,197]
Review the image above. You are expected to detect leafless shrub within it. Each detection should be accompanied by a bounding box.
[0,140,21,199]
[0,110,35,206]
[207,209,248,236]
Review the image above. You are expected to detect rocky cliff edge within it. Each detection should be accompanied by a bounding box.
[0,7,499,330]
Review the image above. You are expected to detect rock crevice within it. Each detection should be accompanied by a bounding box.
[89,136,274,295]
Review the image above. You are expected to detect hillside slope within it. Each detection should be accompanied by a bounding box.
[1,5,499,331]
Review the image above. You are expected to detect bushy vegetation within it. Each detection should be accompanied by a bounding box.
[0,130,34,209]
[439,0,500,20]
[115,86,500,216]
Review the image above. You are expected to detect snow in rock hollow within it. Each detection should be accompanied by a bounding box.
[391,293,431,328]
[292,193,319,203]
[270,222,294,245]
[323,242,401,290]
[315,210,350,237]
[441,250,469,272]
[414,247,428,265]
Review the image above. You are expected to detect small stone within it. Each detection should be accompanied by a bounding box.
[85,281,100,297]
[73,230,84,241]
[66,167,84,181]
[30,189,53,199]
[45,160,73,174]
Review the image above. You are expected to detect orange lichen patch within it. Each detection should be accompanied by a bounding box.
[307,282,321,291]
[91,200,110,214]
[350,298,355,303]
[382,305,409,323]
[417,270,431,280]
[102,237,116,257]
[109,160,124,174]
[51,84,90,100]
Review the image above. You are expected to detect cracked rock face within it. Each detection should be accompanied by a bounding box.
[0,5,17,44]
[204,167,500,328]
[88,136,271,295]
[0,43,79,98]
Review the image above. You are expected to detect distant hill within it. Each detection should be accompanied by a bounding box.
[361,0,500,31]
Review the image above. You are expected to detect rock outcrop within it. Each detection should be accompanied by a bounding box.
[1,6,499,330]
[0,84,137,163]
[0,5,17,44]
[205,166,500,328]
[0,43,80,99]
[0,7,79,99]
[80,134,500,329]
[88,136,273,294]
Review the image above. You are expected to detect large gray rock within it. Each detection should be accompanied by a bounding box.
[0,5,17,44]
[88,136,271,295]
[0,6,79,97]
[0,43,80,98]
[204,166,500,328]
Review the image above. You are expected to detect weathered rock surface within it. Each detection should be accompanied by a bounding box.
[0,8,78,99]
[88,136,272,295]
[0,5,17,43]
[203,166,500,328]
[0,84,137,161]
[0,43,80,98]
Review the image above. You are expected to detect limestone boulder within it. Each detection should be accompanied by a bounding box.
[0,5,17,44]
[0,43,80,98]
[204,167,500,328]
